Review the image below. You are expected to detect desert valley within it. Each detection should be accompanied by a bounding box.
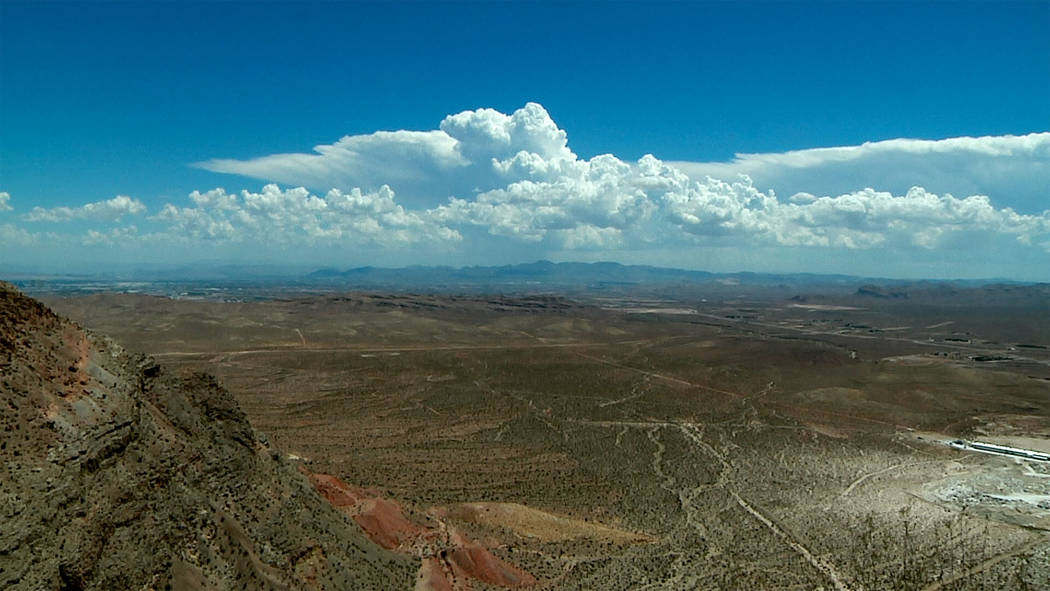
[4,269,1047,589]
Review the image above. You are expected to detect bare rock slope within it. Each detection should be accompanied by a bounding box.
[0,283,415,589]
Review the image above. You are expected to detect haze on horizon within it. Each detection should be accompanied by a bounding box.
[1,1,1048,281]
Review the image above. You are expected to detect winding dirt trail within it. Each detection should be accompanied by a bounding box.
[591,418,854,590]
[572,351,746,399]
[842,462,915,496]
[731,492,852,591]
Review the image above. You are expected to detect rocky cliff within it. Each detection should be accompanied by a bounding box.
[0,283,414,589]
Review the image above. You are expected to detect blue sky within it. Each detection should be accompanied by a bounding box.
[1,1,1048,279]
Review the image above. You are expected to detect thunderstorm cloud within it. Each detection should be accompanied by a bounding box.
[5,104,1049,277]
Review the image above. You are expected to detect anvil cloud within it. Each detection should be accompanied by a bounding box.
[2,104,1048,279]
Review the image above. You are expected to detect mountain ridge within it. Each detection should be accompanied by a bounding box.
[0,282,414,589]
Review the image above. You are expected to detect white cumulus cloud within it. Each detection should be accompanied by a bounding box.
[0,192,12,212]
[153,184,460,247]
[25,195,147,222]
[429,153,1049,252]
[671,133,1050,214]
[83,225,141,246]
[0,223,38,246]
[6,103,1048,279]
[186,103,1050,265]
[197,102,583,209]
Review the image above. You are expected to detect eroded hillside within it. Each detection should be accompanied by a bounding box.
[0,283,415,589]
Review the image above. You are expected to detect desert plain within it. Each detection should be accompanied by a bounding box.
[36,280,1050,590]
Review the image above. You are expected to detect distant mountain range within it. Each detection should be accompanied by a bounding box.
[307,260,873,288]
[5,261,1043,299]
[310,260,712,285]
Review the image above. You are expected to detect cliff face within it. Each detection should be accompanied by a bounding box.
[0,283,414,590]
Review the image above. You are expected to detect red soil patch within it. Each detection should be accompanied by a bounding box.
[417,557,454,591]
[305,471,539,590]
[60,325,92,399]
[353,497,424,550]
[447,542,537,588]
[305,472,423,550]
[307,472,365,509]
